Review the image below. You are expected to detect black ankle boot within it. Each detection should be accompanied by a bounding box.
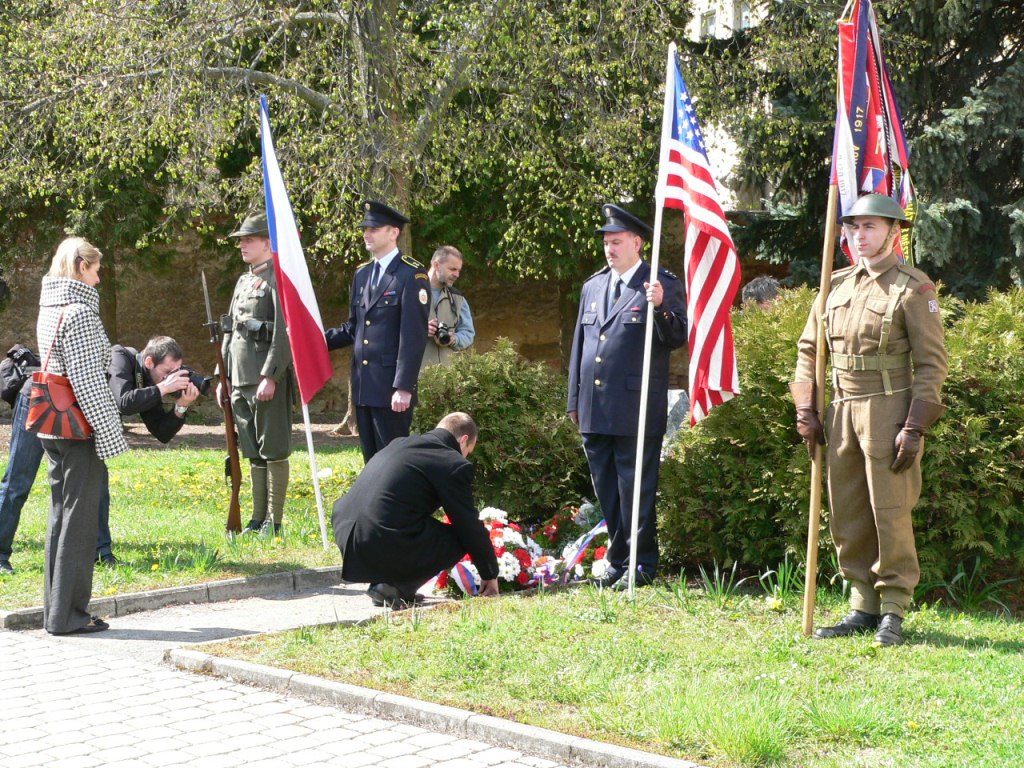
[874,613,904,646]
[813,609,880,639]
[239,519,264,535]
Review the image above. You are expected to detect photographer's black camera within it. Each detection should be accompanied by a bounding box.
[435,322,452,346]
[176,366,213,397]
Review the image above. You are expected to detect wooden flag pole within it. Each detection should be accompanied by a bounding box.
[802,184,839,637]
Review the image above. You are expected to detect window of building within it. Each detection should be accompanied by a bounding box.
[700,10,717,39]
[734,1,753,30]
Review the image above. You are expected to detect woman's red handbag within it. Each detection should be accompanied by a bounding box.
[24,310,93,440]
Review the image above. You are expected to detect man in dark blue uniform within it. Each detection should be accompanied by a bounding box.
[325,201,431,462]
[567,204,688,589]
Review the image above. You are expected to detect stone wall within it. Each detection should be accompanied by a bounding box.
[1,234,697,420]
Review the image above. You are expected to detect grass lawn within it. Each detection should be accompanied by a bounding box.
[5,445,1024,767]
[0,443,364,609]
[204,585,1024,768]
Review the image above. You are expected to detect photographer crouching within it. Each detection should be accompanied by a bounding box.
[0,336,209,572]
[99,336,209,563]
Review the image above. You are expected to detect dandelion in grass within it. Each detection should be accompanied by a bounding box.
[151,564,160,572]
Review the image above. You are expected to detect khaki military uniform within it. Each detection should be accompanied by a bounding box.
[222,260,294,462]
[795,252,947,616]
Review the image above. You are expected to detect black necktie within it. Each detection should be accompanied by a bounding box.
[608,277,620,314]
[370,261,381,292]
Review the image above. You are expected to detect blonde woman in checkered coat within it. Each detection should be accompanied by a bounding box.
[35,238,128,635]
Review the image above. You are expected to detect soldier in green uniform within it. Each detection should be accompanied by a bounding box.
[792,194,948,646]
[220,212,295,535]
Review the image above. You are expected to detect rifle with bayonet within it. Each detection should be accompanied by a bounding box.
[202,271,243,534]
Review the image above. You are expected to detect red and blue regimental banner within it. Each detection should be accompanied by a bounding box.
[831,0,916,264]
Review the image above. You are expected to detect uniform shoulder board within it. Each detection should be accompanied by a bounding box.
[898,263,936,291]
[414,272,429,281]
[657,267,680,282]
[830,265,857,286]
[585,265,611,282]
[357,258,373,269]
[401,254,424,269]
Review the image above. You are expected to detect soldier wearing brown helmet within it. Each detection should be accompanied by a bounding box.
[792,193,948,646]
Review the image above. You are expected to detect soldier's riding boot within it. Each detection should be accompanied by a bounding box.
[267,459,290,533]
[875,613,904,646]
[813,610,880,639]
[241,461,268,535]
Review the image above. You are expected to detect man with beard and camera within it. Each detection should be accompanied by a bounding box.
[421,245,475,370]
[98,336,203,563]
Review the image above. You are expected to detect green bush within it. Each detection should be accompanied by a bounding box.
[412,338,591,524]
[658,288,815,572]
[657,286,1024,590]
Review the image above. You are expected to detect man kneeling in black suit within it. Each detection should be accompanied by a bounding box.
[332,412,500,608]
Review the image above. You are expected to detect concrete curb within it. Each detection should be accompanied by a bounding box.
[166,647,701,768]
[0,565,344,630]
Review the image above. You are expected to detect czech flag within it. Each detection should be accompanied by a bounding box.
[260,96,333,404]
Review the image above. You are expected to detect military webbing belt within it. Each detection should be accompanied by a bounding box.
[831,352,911,372]
[825,270,912,396]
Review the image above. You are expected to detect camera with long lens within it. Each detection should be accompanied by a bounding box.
[173,366,213,397]
[435,322,452,346]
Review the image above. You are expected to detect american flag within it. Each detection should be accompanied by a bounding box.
[832,0,915,264]
[656,48,740,424]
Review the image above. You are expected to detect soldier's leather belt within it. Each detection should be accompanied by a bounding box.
[831,352,911,371]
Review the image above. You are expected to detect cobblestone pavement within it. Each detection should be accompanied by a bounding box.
[2,617,567,768]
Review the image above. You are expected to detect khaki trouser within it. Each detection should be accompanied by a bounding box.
[826,388,921,617]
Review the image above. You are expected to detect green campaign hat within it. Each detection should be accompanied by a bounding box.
[229,212,269,237]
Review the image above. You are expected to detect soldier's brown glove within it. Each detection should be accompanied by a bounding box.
[891,399,947,473]
[789,381,825,458]
[795,407,826,457]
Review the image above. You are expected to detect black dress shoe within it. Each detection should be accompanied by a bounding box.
[611,569,657,591]
[96,552,119,567]
[874,613,904,646]
[813,609,880,639]
[0,559,13,575]
[367,583,410,609]
[55,616,109,635]
[592,567,624,588]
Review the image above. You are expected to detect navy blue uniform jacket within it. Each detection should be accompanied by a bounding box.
[567,263,688,436]
[332,429,500,584]
[325,252,430,407]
